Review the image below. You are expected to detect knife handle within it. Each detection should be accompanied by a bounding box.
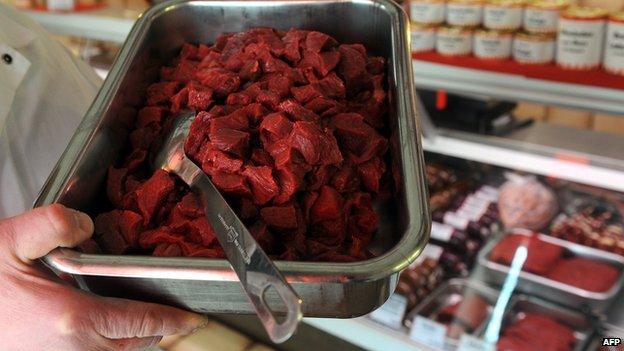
[183,158,302,343]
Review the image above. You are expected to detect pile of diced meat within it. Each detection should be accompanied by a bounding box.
[490,233,620,292]
[87,28,391,262]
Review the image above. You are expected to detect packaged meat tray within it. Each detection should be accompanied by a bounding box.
[35,0,429,317]
[478,229,624,313]
[405,278,500,348]
[497,295,594,351]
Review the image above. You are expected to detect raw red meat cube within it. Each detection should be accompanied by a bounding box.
[188,218,217,247]
[250,221,275,253]
[135,170,175,225]
[244,103,267,124]
[239,59,261,81]
[146,81,180,106]
[210,109,249,131]
[309,186,343,224]
[358,157,386,193]
[196,68,241,97]
[210,171,251,197]
[106,167,128,207]
[137,106,167,127]
[279,99,320,123]
[94,210,143,252]
[267,74,292,98]
[307,165,336,191]
[153,243,183,257]
[243,166,279,205]
[208,128,249,157]
[282,29,308,63]
[260,112,293,144]
[337,44,367,87]
[331,113,387,163]
[237,198,258,220]
[256,90,281,110]
[177,193,204,218]
[139,229,182,249]
[304,31,338,53]
[291,85,322,104]
[312,72,345,99]
[273,166,305,204]
[289,121,343,166]
[261,205,298,231]
[187,83,213,111]
[331,162,360,193]
[198,144,243,174]
[250,148,273,167]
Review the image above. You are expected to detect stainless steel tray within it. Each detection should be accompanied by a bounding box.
[477,229,624,313]
[36,0,429,317]
[502,295,595,351]
[405,278,500,349]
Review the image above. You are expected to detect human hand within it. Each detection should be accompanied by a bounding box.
[0,204,207,351]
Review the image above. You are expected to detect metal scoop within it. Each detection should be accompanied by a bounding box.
[154,110,302,343]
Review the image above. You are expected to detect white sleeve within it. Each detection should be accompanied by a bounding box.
[0,3,103,218]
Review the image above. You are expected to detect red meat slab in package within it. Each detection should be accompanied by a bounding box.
[490,233,563,275]
[91,28,391,262]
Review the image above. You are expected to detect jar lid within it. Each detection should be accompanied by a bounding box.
[448,0,484,5]
[487,0,525,7]
[475,28,515,37]
[527,0,569,10]
[515,31,556,41]
[411,22,440,30]
[438,25,475,34]
[562,6,608,20]
[610,11,624,23]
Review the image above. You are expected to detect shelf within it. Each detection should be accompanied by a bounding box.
[423,124,624,193]
[304,318,435,351]
[413,59,624,116]
[21,7,136,43]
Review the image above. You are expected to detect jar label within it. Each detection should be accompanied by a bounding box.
[411,28,436,53]
[514,38,555,63]
[484,6,522,30]
[475,35,512,58]
[447,4,482,26]
[557,19,605,68]
[437,33,472,55]
[605,22,624,74]
[410,2,445,24]
[524,8,560,33]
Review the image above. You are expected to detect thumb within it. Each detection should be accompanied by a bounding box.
[0,204,94,263]
[92,296,208,339]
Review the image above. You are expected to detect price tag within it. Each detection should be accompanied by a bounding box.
[409,316,447,349]
[444,212,469,230]
[431,222,454,242]
[457,335,495,351]
[369,294,407,330]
